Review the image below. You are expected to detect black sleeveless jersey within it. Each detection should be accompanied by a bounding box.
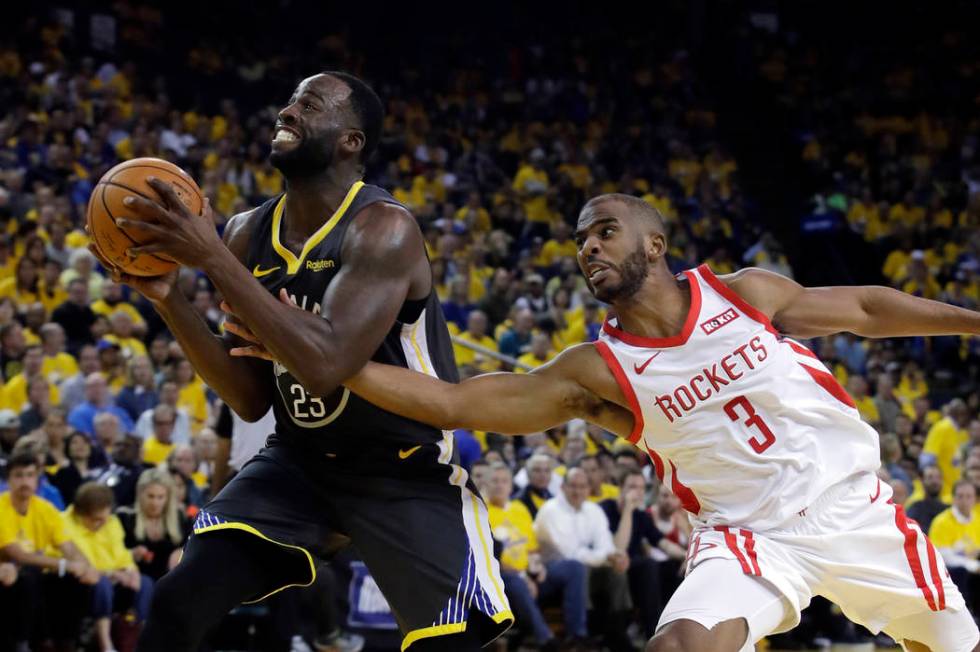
[243,181,459,460]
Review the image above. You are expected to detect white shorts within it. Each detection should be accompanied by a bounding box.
[659,471,979,651]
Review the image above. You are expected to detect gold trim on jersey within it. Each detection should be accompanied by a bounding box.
[271,180,365,274]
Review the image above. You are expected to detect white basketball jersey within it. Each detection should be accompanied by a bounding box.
[596,264,881,531]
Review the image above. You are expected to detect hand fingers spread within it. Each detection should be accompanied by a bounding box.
[230,345,275,361]
[223,321,262,344]
[115,218,170,237]
[145,177,185,213]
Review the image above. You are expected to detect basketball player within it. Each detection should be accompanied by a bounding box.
[230,193,980,651]
[95,73,512,652]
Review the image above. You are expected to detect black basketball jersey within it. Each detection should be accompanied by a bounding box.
[243,181,459,458]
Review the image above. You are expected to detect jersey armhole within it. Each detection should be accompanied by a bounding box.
[696,264,779,336]
[593,340,644,445]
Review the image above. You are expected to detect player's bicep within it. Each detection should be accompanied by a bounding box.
[314,208,424,379]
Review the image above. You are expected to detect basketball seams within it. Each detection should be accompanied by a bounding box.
[94,182,176,273]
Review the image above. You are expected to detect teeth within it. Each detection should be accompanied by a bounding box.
[274,130,298,143]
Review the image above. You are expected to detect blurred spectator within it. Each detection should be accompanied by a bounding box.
[96,434,148,509]
[580,454,620,503]
[67,372,133,438]
[142,405,178,466]
[516,332,555,372]
[51,278,96,354]
[515,453,557,518]
[922,399,971,497]
[117,468,190,581]
[499,309,535,359]
[52,431,101,506]
[116,356,159,424]
[534,467,633,652]
[64,482,153,652]
[10,437,65,509]
[3,345,59,412]
[908,465,952,534]
[38,322,78,386]
[0,453,99,649]
[174,360,208,435]
[453,310,499,373]
[486,463,586,650]
[166,444,204,508]
[873,374,903,434]
[20,376,54,435]
[930,480,980,611]
[441,277,475,332]
[600,471,687,638]
[134,380,191,445]
[0,408,20,457]
[59,344,100,413]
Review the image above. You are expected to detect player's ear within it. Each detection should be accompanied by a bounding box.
[648,231,667,260]
[341,129,365,158]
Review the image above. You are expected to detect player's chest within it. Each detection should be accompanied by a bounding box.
[251,242,341,311]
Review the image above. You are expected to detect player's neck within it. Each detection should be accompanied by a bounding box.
[283,167,362,234]
[613,266,691,341]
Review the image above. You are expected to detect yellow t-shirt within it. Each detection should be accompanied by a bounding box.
[516,351,555,373]
[142,436,175,466]
[588,483,621,503]
[923,417,968,496]
[454,206,491,233]
[928,508,980,556]
[63,508,135,572]
[881,250,910,283]
[454,333,500,373]
[0,492,69,553]
[178,378,208,434]
[91,301,145,327]
[42,352,78,385]
[854,395,880,424]
[512,165,550,223]
[540,239,577,267]
[103,334,148,359]
[2,373,60,411]
[487,499,537,572]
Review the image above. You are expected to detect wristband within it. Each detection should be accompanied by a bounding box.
[58,558,67,577]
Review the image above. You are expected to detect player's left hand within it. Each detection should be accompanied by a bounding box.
[117,178,222,269]
[222,289,298,361]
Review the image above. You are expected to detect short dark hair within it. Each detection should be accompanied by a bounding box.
[73,482,114,515]
[580,193,666,232]
[7,452,38,473]
[323,71,384,165]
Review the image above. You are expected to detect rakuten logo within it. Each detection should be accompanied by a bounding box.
[700,308,739,335]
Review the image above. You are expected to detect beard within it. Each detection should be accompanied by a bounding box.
[592,243,649,303]
[269,131,335,179]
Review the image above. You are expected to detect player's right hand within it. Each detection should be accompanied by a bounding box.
[86,231,179,303]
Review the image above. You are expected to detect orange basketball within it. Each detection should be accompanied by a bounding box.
[86,157,205,276]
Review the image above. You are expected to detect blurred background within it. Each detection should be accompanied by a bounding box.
[0,1,979,650]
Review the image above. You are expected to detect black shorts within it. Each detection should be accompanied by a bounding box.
[194,440,512,650]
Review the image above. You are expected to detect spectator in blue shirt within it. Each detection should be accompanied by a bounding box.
[116,356,159,423]
[67,372,133,438]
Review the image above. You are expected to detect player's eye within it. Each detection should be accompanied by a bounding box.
[601,227,614,238]
[303,102,315,112]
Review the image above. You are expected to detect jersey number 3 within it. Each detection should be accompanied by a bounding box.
[724,395,775,454]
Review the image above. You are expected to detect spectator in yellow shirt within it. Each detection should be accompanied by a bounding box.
[0,454,99,648]
[175,359,208,434]
[539,222,577,268]
[487,462,587,647]
[516,333,556,373]
[90,281,146,337]
[454,192,492,234]
[580,454,620,502]
[143,404,178,466]
[901,251,942,300]
[3,345,60,412]
[39,322,77,385]
[846,376,879,426]
[512,150,551,224]
[64,482,152,652]
[104,311,148,360]
[929,480,980,600]
[922,399,971,497]
[0,256,43,312]
[454,310,500,373]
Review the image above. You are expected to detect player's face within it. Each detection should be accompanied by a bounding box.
[575,203,649,304]
[270,75,353,179]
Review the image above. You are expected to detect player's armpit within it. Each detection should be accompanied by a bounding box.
[344,345,635,438]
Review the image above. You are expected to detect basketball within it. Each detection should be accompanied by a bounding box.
[86,157,205,276]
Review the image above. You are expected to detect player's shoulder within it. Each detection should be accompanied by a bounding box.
[342,199,423,261]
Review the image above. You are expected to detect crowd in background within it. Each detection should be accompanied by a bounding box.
[0,2,979,651]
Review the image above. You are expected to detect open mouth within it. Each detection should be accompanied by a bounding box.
[587,262,611,285]
[272,126,301,145]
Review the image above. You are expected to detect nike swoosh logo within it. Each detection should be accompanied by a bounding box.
[398,445,422,460]
[252,264,281,278]
[633,351,662,374]
[870,478,882,503]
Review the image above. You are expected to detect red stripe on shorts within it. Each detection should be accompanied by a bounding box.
[716,526,751,575]
[740,529,762,576]
[923,534,946,611]
[893,504,938,611]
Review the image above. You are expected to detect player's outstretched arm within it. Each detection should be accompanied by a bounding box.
[344,344,635,438]
[723,267,980,339]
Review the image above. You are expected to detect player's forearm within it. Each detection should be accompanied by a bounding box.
[153,289,271,420]
[204,249,352,396]
[853,286,980,338]
[345,363,576,434]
